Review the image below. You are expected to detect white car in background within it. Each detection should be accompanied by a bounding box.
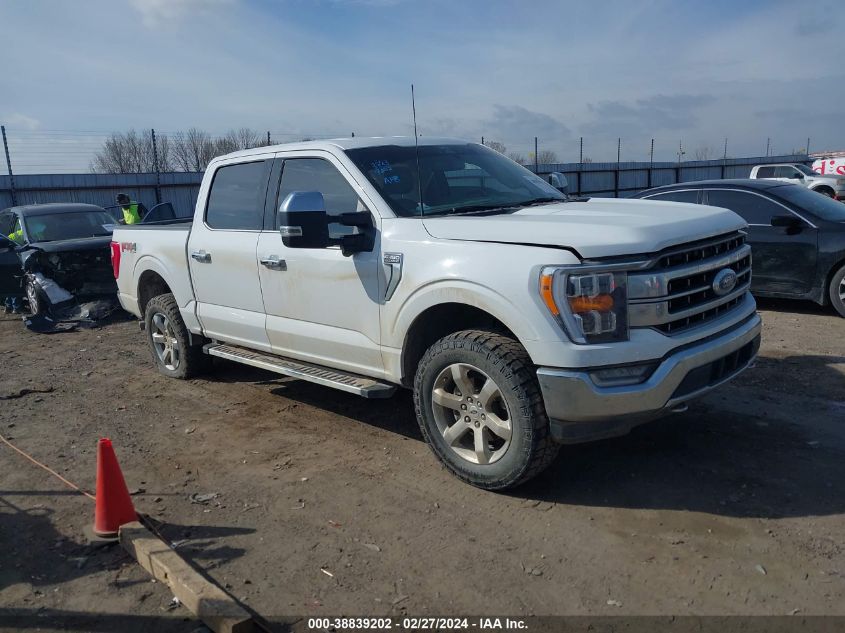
[749,163,845,200]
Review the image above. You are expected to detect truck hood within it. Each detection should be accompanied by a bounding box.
[422,198,746,259]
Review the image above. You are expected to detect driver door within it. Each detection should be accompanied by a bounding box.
[256,154,384,377]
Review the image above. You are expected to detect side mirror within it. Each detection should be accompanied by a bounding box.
[547,172,568,194]
[278,191,331,249]
[790,172,804,180]
[771,214,804,232]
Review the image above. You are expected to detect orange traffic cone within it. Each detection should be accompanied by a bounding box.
[93,438,137,538]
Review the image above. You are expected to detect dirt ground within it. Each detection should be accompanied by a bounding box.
[1,297,844,632]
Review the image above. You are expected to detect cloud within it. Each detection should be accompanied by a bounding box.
[482,105,572,146]
[585,94,716,135]
[130,0,233,28]
[2,113,40,130]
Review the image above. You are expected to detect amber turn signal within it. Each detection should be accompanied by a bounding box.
[568,294,614,313]
[539,273,559,316]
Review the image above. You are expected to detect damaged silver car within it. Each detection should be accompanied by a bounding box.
[0,203,119,323]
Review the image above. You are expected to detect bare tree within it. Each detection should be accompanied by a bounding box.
[91,129,172,173]
[214,127,263,155]
[536,150,558,165]
[693,145,714,160]
[486,141,507,154]
[507,152,525,164]
[172,128,217,172]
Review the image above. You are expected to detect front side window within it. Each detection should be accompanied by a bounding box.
[705,189,784,225]
[775,166,801,179]
[646,190,699,203]
[276,158,361,237]
[345,143,564,217]
[756,166,776,178]
[205,160,271,230]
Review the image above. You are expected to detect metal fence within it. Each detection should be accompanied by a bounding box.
[529,154,812,198]
[0,171,203,217]
[0,153,812,217]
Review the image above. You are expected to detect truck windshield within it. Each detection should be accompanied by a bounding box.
[24,211,116,243]
[773,185,845,222]
[345,143,565,217]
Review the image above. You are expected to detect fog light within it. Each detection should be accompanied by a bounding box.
[590,363,657,387]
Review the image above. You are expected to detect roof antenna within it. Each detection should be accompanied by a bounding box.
[411,83,424,218]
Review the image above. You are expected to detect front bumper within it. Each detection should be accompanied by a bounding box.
[537,313,762,444]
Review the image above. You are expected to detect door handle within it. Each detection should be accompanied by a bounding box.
[260,255,287,271]
[191,250,211,263]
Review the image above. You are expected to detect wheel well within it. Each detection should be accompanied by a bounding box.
[812,185,835,196]
[400,303,516,387]
[137,271,172,315]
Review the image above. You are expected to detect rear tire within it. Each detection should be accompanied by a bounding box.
[829,263,845,318]
[814,187,835,198]
[413,330,559,490]
[144,293,211,379]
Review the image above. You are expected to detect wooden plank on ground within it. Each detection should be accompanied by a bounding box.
[119,521,254,633]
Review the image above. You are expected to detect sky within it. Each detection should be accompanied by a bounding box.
[2,0,844,173]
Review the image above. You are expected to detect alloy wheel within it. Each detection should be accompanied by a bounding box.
[430,362,512,465]
[151,312,180,371]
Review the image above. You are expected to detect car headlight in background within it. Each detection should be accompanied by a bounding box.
[539,267,629,343]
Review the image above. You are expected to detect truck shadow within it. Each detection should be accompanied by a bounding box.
[254,352,845,520]
[517,353,845,519]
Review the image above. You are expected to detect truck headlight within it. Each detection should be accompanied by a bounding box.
[837,178,845,186]
[540,268,629,343]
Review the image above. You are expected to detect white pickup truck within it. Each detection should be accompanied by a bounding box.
[112,137,761,489]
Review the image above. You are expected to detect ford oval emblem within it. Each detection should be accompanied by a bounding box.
[712,268,738,296]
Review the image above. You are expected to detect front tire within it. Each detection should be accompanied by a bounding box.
[830,263,845,318]
[413,330,559,490]
[144,293,210,379]
[25,278,47,315]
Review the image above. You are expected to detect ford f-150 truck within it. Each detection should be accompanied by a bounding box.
[112,137,762,489]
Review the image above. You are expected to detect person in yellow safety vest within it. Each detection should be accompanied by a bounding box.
[8,218,24,244]
[116,193,147,225]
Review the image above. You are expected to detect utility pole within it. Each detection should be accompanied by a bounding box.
[267,131,271,146]
[806,137,810,156]
[766,137,771,157]
[2,125,17,206]
[534,136,538,172]
[481,136,484,146]
[151,128,162,204]
[723,137,728,159]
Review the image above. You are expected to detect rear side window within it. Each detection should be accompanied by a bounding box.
[647,190,699,203]
[756,166,776,178]
[205,160,271,230]
[705,189,784,225]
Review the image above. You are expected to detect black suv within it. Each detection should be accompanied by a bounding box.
[633,180,845,317]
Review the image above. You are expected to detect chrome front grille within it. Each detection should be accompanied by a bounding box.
[628,232,752,335]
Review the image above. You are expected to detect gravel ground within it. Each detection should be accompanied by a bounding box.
[0,297,843,632]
